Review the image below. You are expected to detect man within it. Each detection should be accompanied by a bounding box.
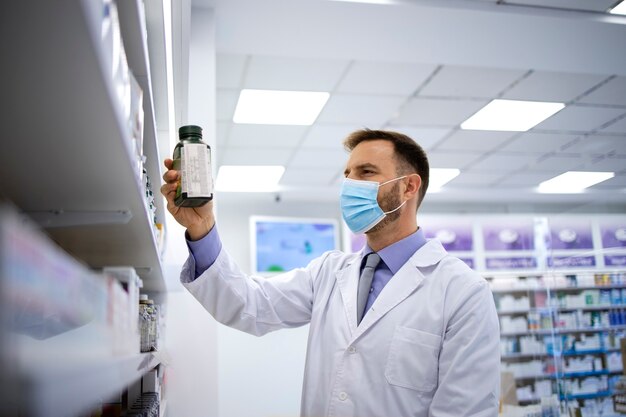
[161,129,500,417]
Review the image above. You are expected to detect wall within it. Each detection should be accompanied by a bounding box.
[163,7,220,417]
[215,198,341,417]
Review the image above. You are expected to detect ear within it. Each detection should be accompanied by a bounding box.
[404,174,422,199]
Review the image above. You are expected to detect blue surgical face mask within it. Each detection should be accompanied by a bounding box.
[340,176,407,234]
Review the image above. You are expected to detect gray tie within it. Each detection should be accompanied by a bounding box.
[357,253,381,325]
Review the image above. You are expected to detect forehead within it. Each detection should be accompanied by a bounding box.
[346,140,396,168]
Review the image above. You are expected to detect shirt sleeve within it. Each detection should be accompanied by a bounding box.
[185,225,223,280]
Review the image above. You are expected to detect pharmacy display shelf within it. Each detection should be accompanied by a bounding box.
[501,325,626,337]
[501,348,622,360]
[14,351,162,417]
[116,0,166,230]
[560,391,613,401]
[491,285,626,294]
[514,370,622,381]
[499,305,626,315]
[518,392,616,406]
[0,1,165,291]
[491,282,626,294]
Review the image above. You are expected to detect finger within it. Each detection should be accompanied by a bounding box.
[164,158,173,170]
[160,183,177,199]
[162,169,179,184]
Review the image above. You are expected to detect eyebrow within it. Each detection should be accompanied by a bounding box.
[344,162,379,176]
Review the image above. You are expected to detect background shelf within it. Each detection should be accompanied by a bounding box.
[0,0,165,291]
[15,351,162,417]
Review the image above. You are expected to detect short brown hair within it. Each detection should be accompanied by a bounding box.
[343,129,430,207]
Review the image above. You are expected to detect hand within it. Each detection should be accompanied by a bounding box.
[160,158,215,241]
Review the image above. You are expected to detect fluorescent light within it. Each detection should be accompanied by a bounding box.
[233,89,330,125]
[428,168,461,192]
[537,171,615,193]
[461,99,565,132]
[610,1,626,15]
[216,166,285,192]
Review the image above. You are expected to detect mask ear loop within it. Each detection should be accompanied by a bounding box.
[383,199,407,215]
[380,173,419,215]
[379,175,407,187]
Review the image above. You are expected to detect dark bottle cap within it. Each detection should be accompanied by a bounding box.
[179,125,203,139]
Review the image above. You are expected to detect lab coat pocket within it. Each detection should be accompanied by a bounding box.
[385,326,441,392]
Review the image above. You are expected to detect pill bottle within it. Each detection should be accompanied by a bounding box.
[172,125,213,207]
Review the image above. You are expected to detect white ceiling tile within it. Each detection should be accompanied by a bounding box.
[446,171,504,186]
[216,54,247,89]
[535,105,626,131]
[301,125,361,149]
[384,126,452,150]
[289,148,349,169]
[217,90,240,121]
[437,130,517,152]
[530,155,587,172]
[279,168,338,186]
[244,56,348,91]
[506,0,616,12]
[336,61,436,96]
[499,132,578,153]
[216,122,231,146]
[471,153,533,171]
[228,124,308,148]
[393,98,487,126]
[562,135,626,156]
[601,115,626,134]
[502,71,607,103]
[578,77,626,106]
[316,95,405,125]
[584,155,626,172]
[496,172,558,187]
[427,151,483,169]
[220,148,293,166]
[419,65,526,98]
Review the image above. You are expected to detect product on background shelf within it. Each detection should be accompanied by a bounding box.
[139,295,163,353]
[492,269,626,414]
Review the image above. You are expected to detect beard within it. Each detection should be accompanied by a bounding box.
[366,181,402,234]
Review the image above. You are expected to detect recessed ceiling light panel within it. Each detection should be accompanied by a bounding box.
[537,171,615,193]
[610,1,626,15]
[428,168,461,192]
[233,89,330,125]
[461,99,565,132]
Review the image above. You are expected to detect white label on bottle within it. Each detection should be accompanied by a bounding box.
[181,143,212,197]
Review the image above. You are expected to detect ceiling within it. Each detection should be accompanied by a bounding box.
[190,0,626,208]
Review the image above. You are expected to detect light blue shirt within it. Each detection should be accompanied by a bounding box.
[186,226,222,280]
[361,228,428,313]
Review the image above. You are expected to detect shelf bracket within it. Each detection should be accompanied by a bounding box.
[26,210,133,228]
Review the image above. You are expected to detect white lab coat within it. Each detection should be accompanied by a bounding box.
[181,239,500,417]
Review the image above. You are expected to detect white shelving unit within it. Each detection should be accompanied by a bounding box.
[0,1,169,416]
[16,350,161,417]
[0,0,165,291]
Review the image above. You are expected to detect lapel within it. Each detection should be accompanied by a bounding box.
[335,251,364,336]
[352,239,448,341]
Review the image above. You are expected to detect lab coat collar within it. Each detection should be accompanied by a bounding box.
[336,239,448,339]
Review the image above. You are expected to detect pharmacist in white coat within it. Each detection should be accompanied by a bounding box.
[161,129,500,417]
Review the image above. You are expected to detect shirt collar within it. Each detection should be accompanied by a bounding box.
[363,228,428,274]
